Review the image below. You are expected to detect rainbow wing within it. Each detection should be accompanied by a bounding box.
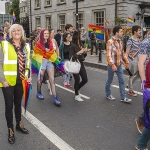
[32,48,43,74]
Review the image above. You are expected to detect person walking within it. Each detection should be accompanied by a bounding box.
[34,29,61,106]
[81,27,87,47]
[0,24,31,144]
[135,60,150,150]
[59,32,72,87]
[105,26,132,103]
[90,28,98,56]
[54,29,62,47]
[69,30,89,102]
[135,36,150,134]
[126,25,141,96]
[65,24,74,41]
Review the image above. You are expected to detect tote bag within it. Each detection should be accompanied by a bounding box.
[64,57,81,74]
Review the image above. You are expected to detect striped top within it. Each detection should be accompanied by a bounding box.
[126,37,140,56]
[106,37,129,69]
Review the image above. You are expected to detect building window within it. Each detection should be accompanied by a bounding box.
[46,16,51,30]
[94,11,104,26]
[45,0,51,6]
[58,0,65,4]
[59,15,65,33]
[23,7,26,12]
[35,17,41,28]
[78,13,83,29]
[35,0,40,8]
[20,7,23,13]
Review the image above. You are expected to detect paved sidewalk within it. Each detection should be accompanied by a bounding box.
[85,51,107,64]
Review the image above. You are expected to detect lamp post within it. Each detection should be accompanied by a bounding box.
[30,0,32,32]
[76,0,78,29]
[115,0,117,25]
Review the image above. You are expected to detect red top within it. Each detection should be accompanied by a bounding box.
[145,60,150,88]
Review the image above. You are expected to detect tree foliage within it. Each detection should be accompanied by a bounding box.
[9,0,20,23]
[114,17,127,26]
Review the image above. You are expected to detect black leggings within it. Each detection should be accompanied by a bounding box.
[2,81,23,129]
[73,62,88,95]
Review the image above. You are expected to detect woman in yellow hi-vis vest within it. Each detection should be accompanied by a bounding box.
[0,24,31,144]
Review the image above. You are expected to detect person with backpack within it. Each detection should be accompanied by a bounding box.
[126,25,141,96]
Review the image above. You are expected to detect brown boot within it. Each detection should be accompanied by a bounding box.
[16,121,29,134]
[8,128,15,144]
[135,118,144,134]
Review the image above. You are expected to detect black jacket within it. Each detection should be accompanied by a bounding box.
[90,32,96,43]
[69,43,87,62]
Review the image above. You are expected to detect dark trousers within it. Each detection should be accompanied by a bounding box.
[73,62,88,95]
[2,82,23,129]
[91,42,98,55]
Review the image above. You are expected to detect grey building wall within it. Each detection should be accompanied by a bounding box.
[31,0,150,32]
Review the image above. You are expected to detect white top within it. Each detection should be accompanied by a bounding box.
[52,39,56,51]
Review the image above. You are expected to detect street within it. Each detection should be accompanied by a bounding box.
[0,66,149,150]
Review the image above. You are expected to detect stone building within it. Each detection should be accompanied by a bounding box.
[30,0,150,33]
[19,0,28,23]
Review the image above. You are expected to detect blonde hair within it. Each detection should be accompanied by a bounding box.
[9,24,24,39]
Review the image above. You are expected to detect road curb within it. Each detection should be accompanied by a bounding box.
[84,61,129,75]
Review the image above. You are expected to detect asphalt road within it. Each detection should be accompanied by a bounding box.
[0,67,149,150]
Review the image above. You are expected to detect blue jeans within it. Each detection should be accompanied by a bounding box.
[137,127,150,149]
[63,59,71,84]
[105,65,126,100]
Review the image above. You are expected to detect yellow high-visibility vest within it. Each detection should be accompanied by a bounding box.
[0,41,30,87]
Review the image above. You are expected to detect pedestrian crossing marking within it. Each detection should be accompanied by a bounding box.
[22,107,75,150]
[55,84,90,99]
[111,85,143,96]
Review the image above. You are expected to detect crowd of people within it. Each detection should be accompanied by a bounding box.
[0,21,150,150]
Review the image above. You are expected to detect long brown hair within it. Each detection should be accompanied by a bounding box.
[72,30,82,48]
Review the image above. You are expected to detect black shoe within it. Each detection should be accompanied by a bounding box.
[8,128,15,144]
[16,122,29,134]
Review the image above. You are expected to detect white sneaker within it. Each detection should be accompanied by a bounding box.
[75,95,84,102]
[120,97,132,103]
[106,95,115,100]
[78,91,81,97]
[91,55,94,57]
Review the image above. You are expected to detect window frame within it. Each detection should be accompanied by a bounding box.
[45,0,51,6]
[35,0,41,9]
[93,10,105,26]
[45,16,51,30]
[35,17,41,28]
[57,0,66,4]
[58,14,66,33]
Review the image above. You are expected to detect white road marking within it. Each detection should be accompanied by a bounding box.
[55,84,90,99]
[111,85,143,96]
[22,107,75,150]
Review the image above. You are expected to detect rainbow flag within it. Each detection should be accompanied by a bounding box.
[105,19,109,26]
[88,24,104,40]
[127,17,134,24]
[32,41,65,75]
[12,11,16,22]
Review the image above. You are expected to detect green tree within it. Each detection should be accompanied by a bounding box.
[114,17,127,26]
[9,0,20,23]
